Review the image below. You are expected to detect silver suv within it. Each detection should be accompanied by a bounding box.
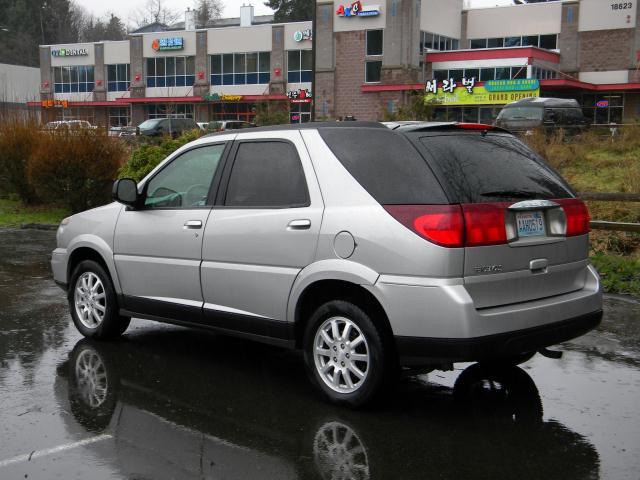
[51,122,602,406]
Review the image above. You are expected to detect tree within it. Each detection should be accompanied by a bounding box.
[264,0,313,22]
[133,0,180,28]
[194,0,222,26]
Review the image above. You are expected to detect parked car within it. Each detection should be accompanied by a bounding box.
[205,120,253,132]
[197,122,208,131]
[44,120,96,131]
[136,117,199,138]
[51,121,602,406]
[495,97,590,135]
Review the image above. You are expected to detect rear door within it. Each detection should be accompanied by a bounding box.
[413,131,589,309]
[200,130,323,338]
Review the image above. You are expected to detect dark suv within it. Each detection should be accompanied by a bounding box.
[136,118,199,138]
[495,97,590,135]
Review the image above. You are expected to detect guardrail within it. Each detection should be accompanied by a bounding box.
[579,192,640,233]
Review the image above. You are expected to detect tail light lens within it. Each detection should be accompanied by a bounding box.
[556,198,590,236]
[462,203,509,246]
[383,205,464,248]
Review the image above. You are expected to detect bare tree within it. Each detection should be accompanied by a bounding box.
[132,0,180,28]
[194,0,223,26]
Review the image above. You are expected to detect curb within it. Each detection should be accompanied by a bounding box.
[20,223,59,231]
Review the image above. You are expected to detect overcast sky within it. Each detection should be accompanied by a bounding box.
[77,0,515,29]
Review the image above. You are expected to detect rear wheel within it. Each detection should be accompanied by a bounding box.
[69,260,130,339]
[303,300,393,407]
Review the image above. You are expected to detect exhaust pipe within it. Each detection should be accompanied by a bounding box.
[538,347,563,359]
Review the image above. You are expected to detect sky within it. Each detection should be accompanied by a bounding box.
[77,0,516,29]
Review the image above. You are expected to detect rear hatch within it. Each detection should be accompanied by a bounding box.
[495,106,543,132]
[408,128,590,309]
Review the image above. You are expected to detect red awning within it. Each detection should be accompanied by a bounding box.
[361,83,425,93]
[541,79,640,91]
[426,46,560,64]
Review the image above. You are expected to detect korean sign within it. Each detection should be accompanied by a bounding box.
[424,78,540,105]
[152,37,184,52]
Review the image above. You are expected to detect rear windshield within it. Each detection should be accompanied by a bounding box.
[497,107,543,121]
[414,133,573,203]
[139,119,161,129]
[319,128,447,204]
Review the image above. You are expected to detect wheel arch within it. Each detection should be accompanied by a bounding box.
[67,236,121,294]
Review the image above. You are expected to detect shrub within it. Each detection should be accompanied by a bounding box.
[254,101,290,126]
[0,120,40,204]
[28,130,126,213]
[118,129,202,182]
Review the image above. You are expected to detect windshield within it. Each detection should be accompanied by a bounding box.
[497,107,544,121]
[138,119,162,129]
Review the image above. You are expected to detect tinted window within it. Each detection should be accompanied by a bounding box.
[497,107,543,121]
[145,144,225,208]
[416,133,572,203]
[319,128,447,204]
[225,142,309,207]
[366,29,383,56]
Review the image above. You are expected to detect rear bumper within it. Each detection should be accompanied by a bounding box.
[395,309,602,365]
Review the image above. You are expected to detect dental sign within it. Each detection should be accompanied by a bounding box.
[336,1,380,17]
[294,29,312,42]
[51,48,88,57]
[152,37,184,51]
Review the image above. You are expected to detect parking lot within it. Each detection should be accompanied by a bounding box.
[1,228,639,479]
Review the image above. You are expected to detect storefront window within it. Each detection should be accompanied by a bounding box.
[470,34,557,50]
[109,106,131,127]
[210,102,256,123]
[290,102,311,123]
[53,66,94,93]
[211,52,270,85]
[147,104,195,119]
[107,64,130,92]
[146,57,195,88]
[420,31,459,54]
[365,60,382,83]
[287,50,312,83]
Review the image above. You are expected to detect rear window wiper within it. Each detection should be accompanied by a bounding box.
[479,190,540,199]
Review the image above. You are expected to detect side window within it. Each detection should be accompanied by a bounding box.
[225,141,310,208]
[144,144,226,209]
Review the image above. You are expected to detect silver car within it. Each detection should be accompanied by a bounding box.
[51,121,602,406]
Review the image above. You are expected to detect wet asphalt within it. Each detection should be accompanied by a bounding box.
[0,228,639,480]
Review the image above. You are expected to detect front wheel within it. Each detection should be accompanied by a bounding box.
[303,300,393,407]
[68,260,130,339]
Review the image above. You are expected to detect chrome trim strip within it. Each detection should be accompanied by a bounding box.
[203,302,270,319]
[139,296,203,308]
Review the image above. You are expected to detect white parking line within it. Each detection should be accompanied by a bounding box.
[0,434,113,468]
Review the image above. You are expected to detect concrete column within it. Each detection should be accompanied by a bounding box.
[129,35,145,98]
[93,43,107,102]
[39,46,53,102]
[315,1,335,119]
[558,3,580,74]
[460,11,469,49]
[270,25,286,95]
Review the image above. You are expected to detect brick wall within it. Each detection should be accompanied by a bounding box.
[579,29,635,72]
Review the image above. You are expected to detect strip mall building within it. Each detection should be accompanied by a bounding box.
[36,0,640,126]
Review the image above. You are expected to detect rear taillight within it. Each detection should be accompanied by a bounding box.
[462,203,509,246]
[455,123,495,131]
[556,199,590,236]
[383,205,464,248]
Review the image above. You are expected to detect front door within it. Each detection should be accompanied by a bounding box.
[201,131,323,339]
[114,142,229,319]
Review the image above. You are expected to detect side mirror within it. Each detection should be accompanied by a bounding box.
[112,178,139,208]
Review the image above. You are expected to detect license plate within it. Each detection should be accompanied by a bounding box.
[516,211,546,238]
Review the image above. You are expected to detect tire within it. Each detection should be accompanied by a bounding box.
[303,300,394,408]
[68,260,130,339]
[480,351,536,367]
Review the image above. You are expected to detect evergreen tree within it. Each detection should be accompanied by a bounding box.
[264,0,313,22]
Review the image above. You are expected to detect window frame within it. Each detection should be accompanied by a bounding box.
[216,139,311,209]
[107,63,130,92]
[53,65,95,93]
[140,142,231,210]
[146,56,195,88]
[365,60,382,84]
[366,29,384,56]
[287,49,313,83]
[210,51,270,86]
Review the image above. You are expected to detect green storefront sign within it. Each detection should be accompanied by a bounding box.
[484,79,540,92]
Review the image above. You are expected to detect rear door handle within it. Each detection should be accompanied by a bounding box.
[287,219,311,230]
[184,220,203,229]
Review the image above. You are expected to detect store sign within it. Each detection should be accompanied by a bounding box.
[597,100,610,108]
[287,88,312,102]
[484,79,540,92]
[51,48,88,57]
[152,37,184,52]
[336,1,380,17]
[424,77,539,106]
[293,29,312,42]
[203,93,243,102]
[41,100,69,108]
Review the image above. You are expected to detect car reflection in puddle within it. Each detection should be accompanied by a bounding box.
[54,329,599,480]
